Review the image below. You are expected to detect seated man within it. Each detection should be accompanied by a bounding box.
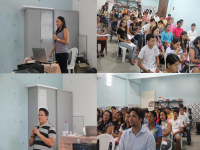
[117,108,155,150]
[138,34,160,73]
[157,15,167,27]
[188,23,197,40]
[179,108,191,145]
[154,12,160,22]
[144,18,156,34]
[170,109,184,150]
[173,21,183,38]
[166,14,171,22]
[196,120,200,135]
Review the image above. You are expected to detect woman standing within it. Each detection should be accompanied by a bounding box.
[49,16,69,73]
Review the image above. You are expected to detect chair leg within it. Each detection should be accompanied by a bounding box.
[105,40,107,55]
[68,69,71,74]
[73,69,75,74]
[122,48,126,62]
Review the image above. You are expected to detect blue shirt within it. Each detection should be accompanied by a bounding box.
[161,31,173,44]
[117,125,156,150]
[145,123,163,150]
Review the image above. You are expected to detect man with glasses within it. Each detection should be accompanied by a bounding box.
[29,108,56,150]
[117,108,155,150]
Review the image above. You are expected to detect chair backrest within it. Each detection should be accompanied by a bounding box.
[97,134,115,150]
[68,47,78,66]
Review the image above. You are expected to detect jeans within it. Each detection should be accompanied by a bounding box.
[184,126,191,142]
[119,42,136,60]
[135,33,144,50]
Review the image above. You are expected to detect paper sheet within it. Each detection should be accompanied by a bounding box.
[128,34,134,40]
[97,34,111,37]
[149,67,163,73]
[162,141,167,145]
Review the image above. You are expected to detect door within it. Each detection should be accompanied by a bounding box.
[56,90,73,149]
[158,0,169,18]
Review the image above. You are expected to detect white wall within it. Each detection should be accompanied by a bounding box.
[73,0,97,68]
[97,0,106,13]
[63,74,97,127]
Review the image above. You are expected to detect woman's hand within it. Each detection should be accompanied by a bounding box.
[49,53,52,59]
[54,34,58,40]
[177,46,182,52]
[126,41,131,44]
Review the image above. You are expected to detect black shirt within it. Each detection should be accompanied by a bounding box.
[117,27,127,41]
[130,23,138,32]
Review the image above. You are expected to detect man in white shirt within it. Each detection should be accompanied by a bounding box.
[148,10,153,19]
[154,12,160,22]
[170,109,183,150]
[179,108,191,145]
[188,23,197,40]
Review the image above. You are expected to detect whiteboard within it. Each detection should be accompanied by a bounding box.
[73,116,84,135]
[141,91,155,111]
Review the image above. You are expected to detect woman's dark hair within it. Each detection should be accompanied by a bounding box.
[173,109,179,115]
[129,108,145,125]
[97,109,100,121]
[114,111,124,132]
[100,110,103,118]
[171,37,181,47]
[152,26,159,40]
[158,110,167,125]
[180,31,188,52]
[165,23,171,29]
[188,108,192,115]
[138,13,142,19]
[102,5,107,13]
[193,36,200,49]
[56,16,66,35]
[97,110,113,132]
[158,20,163,24]
[39,108,49,116]
[150,111,157,123]
[122,111,131,130]
[132,17,137,21]
[120,19,127,32]
[166,54,180,68]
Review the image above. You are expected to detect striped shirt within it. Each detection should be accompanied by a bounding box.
[33,122,56,150]
[117,125,156,150]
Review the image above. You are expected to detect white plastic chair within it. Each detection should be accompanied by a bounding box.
[97,134,115,150]
[180,133,183,149]
[117,40,127,62]
[67,47,78,73]
[168,132,173,150]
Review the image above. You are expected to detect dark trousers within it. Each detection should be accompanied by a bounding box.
[97,40,106,53]
[196,122,200,133]
[135,34,143,50]
[56,53,68,73]
[184,126,191,142]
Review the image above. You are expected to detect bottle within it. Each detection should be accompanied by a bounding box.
[64,121,69,136]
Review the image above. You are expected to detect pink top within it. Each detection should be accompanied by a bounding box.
[170,24,175,33]
[145,16,149,21]
[173,27,183,38]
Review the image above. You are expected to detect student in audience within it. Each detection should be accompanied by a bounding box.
[154,12,160,22]
[113,111,124,138]
[157,16,167,27]
[158,20,165,34]
[163,54,180,73]
[179,108,191,145]
[158,110,172,150]
[167,18,175,34]
[145,18,156,34]
[100,110,103,119]
[148,10,153,19]
[110,9,118,21]
[180,19,184,29]
[189,36,200,73]
[102,2,109,11]
[118,108,156,150]
[171,17,176,27]
[138,34,160,73]
[122,109,127,121]
[127,11,131,20]
[141,16,147,27]
[166,14,171,22]
[155,109,160,123]
[97,110,113,135]
[144,110,149,124]
[165,38,184,72]
[144,12,149,22]
[145,111,163,150]
[165,107,173,120]
[121,7,128,16]
[117,13,131,34]
[49,16,69,73]
[180,31,189,58]
[152,26,165,65]
[138,13,142,22]
[117,19,137,65]
[147,22,156,35]
[112,110,117,125]
[97,109,101,122]
[101,5,109,18]
[111,106,117,112]
[161,23,173,50]
[132,10,137,17]
[129,14,135,24]
[188,23,197,40]
[169,109,184,150]
[97,15,107,58]
[130,17,143,52]
[173,21,183,38]
[118,111,131,143]
[146,9,149,14]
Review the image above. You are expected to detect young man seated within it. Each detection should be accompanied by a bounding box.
[169,109,184,150]
[179,108,191,145]
[166,14,171,22]
[188,23,197,40]
[138,33,160,73]
[154,12,160,22]
[173,21,183,38]
[144,18,156,34]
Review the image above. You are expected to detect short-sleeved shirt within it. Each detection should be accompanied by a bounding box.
[157,20,167,27]
[33,122,56,150]
[161,31,173,44]
[190,45,200,64]
[170,24,175,33]
[145,123,163,150]
[97,23,105,34]
[145,16,149,21]
[166,46,183,71]
[155,36,164,51]
[97,119,113,134]
[159,27,165,34]
[117,21,130,29]
[154,16,160,22]
[173,27,183,38]
[114,123,122,134]
[130,23,138,32]
[117,28,128,41]
[167,113,173,120]
[138,45,159,70]
[169,119,184,134]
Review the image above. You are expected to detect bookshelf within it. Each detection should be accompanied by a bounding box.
[154,100,183,109]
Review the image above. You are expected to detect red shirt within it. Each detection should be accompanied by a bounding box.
[173,27,183,38]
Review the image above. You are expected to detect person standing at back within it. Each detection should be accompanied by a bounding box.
[49,16,69,73]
